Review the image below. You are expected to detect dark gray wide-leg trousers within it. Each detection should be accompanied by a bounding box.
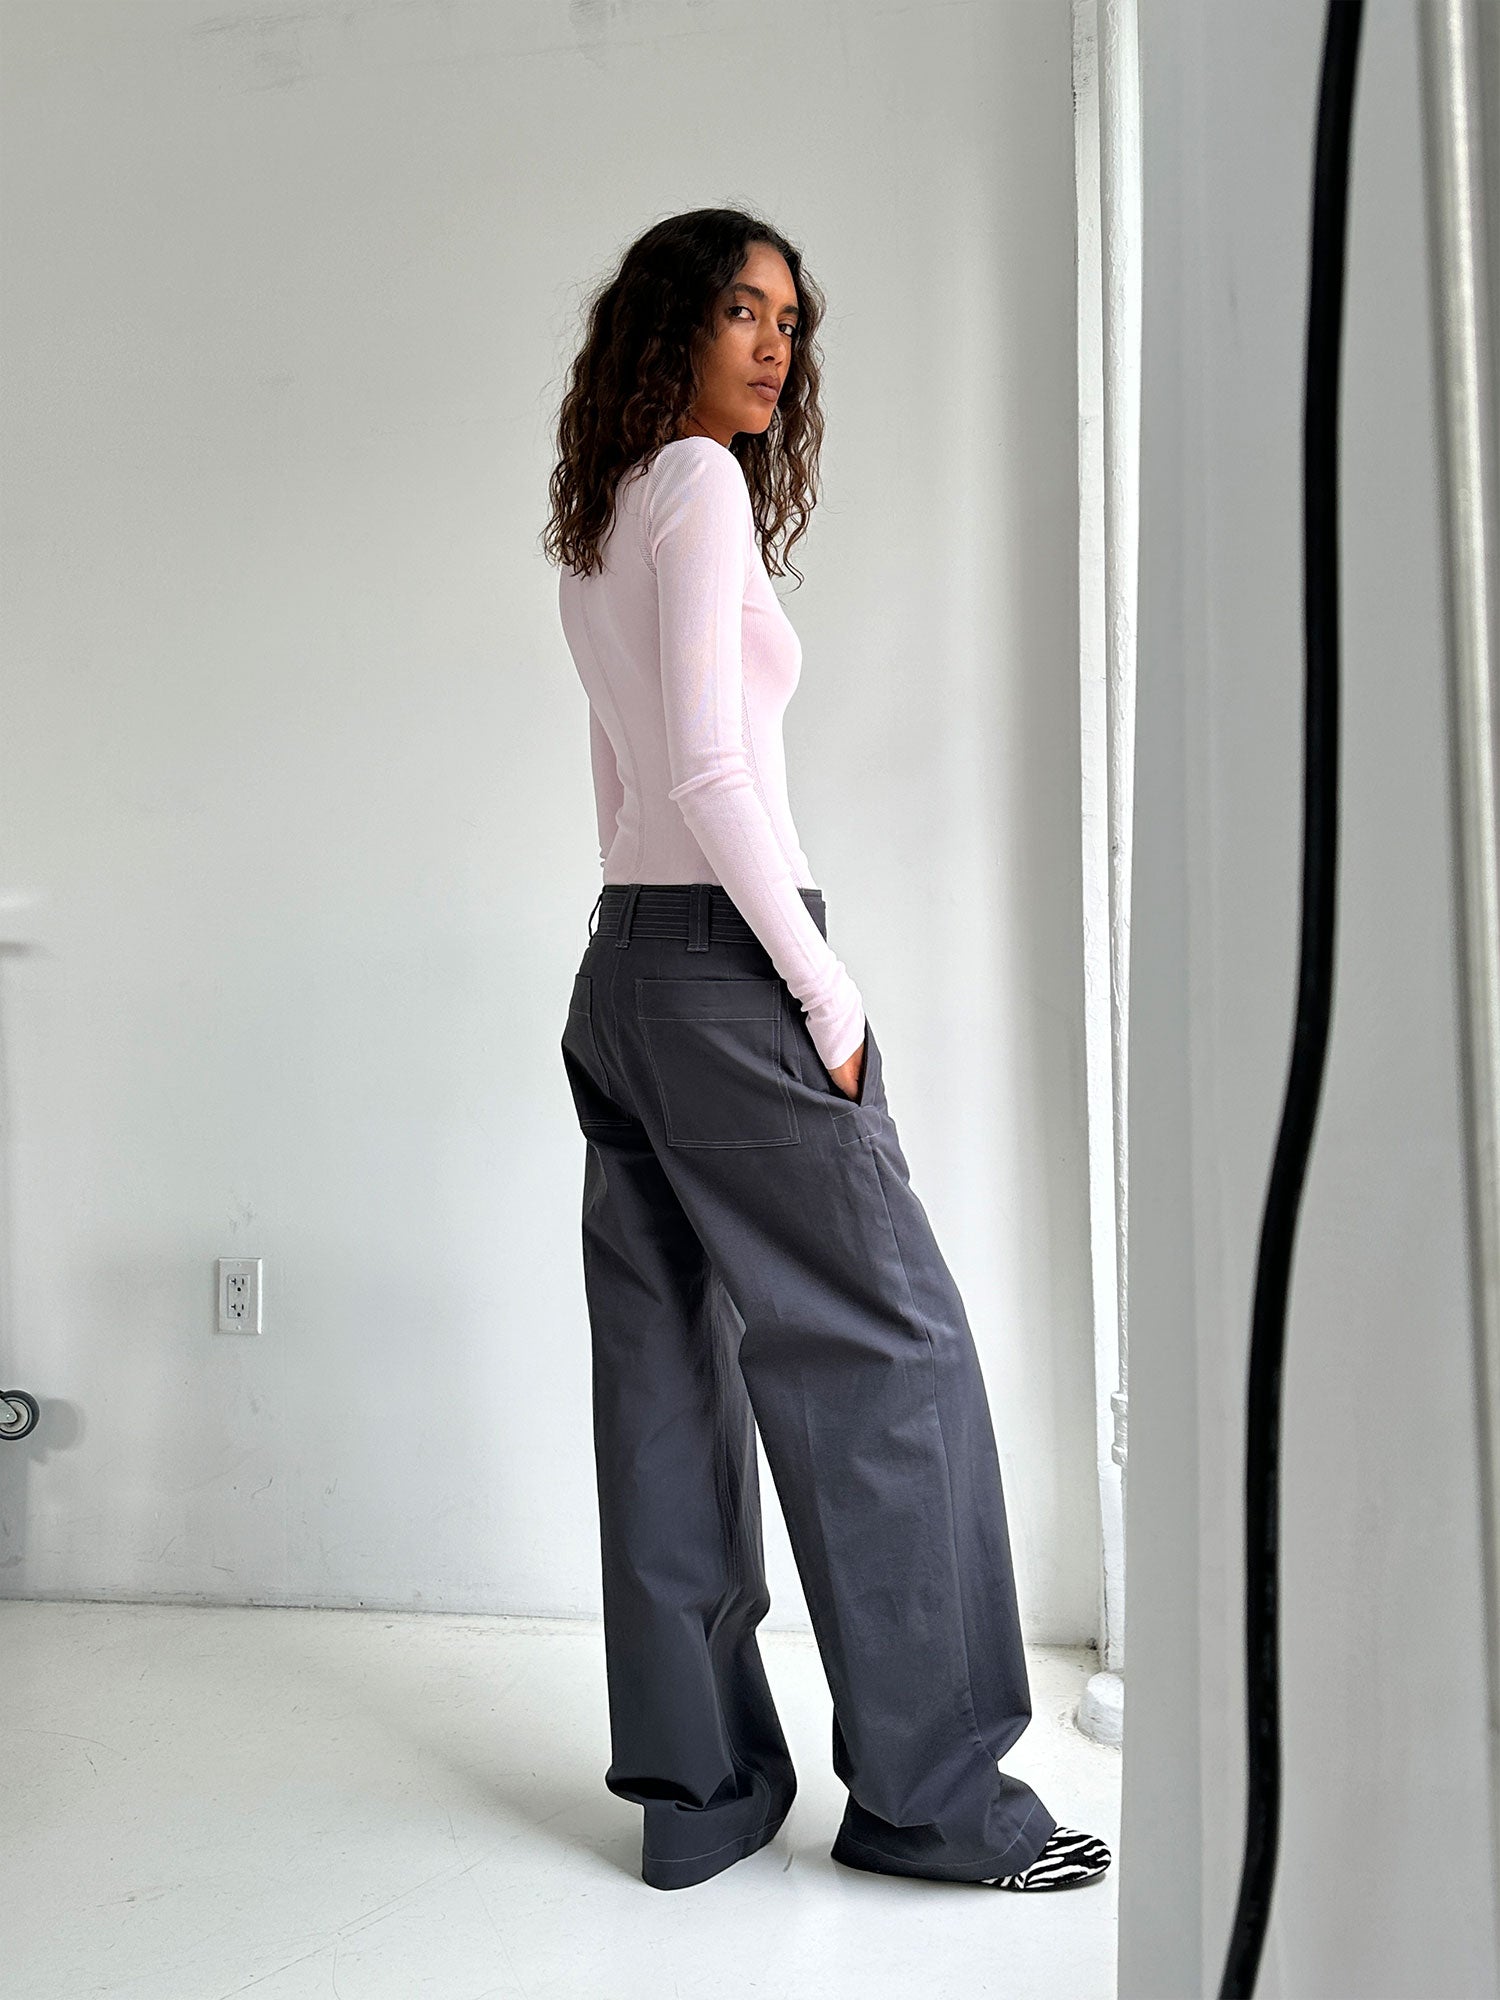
[559,881,1056,1890]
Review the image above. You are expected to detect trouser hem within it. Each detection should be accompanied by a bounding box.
[640,1790,795,1891]
[829,1794,1056,1884]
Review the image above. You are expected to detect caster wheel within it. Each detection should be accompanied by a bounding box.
[0,1390,39,1440]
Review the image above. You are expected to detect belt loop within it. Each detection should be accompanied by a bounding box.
[614,882,642,948]
[587,887,604,940]
[687,882,711,952]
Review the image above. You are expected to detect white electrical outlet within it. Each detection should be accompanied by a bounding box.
[217,1257,262,1334]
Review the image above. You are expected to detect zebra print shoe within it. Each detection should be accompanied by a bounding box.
[987,1824,1112,1890]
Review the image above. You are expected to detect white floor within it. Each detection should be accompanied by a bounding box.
[6,1601,1120,2000]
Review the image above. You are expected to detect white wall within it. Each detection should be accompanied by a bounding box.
[0,1,1095,1643]
[1121,2,1498,1995]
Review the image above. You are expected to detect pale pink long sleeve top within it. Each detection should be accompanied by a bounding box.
[558,433,865,1073]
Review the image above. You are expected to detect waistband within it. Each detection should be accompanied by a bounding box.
[589,882,826,949]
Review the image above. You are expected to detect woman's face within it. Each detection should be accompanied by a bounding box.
[683,241,800,447]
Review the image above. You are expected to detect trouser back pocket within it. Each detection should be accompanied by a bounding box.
[561,972,633,1131]
[636,976,799,1148]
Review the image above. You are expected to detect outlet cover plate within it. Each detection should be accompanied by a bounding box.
[217,1257,262,1334]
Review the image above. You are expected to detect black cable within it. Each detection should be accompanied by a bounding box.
[1217,3,1364,1993]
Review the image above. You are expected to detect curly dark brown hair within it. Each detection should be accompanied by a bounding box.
[542,207,827,587]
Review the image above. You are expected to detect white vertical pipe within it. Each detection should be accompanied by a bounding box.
[1418,0,1500,1954]
[1100,0,1142,1528]
[1072,0,1141,1745]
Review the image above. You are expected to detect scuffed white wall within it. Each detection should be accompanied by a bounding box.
[0,1,1093,1642]
[1121,2,1497,1996]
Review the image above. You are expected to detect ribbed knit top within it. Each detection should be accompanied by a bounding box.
[557,434,865,1072]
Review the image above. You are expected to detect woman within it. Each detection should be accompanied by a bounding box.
[543,207,1110,1897]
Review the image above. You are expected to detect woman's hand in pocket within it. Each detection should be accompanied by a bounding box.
[828,1035,866,1102]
